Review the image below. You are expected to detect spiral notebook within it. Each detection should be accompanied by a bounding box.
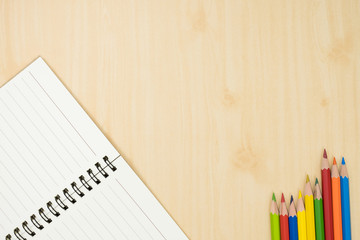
[0,57,188,240]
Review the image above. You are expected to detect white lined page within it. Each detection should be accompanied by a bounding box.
[0,58,188,240]
[37,176,169,240]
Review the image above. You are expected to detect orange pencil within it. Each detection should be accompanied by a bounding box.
[331,157,342,240]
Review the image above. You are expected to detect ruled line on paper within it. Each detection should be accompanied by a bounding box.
[0,97,67,181]
[22,78,89,162]
[53,227,67,240]
[105,186,155,240]
[0,159,36,205]
[28,71,96,156]
[0,145,44,199]
[69,215,97,240]
[115,179,167,240]
[13,82,82,169]
[47,234,55,240]
[93,196,142,240]
[3,91,75,174]
[0,174,28,211]
[63,222,81,240]
[84,203,128,240]
[0,206,12,223]
[0,129,47,197]
[0,192,20,219]
[73,211,103,239]
[0,112,61,184]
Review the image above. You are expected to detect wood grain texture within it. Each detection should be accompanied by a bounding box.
[0,0,359,239]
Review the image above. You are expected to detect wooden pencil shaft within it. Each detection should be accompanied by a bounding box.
[314,198,325,240]
[332,176,342,240]
[271,213,281,240]
[289,216,298,240]
[280,214,290,240]
[297,210,307,240]
[305,195,316,240]
[322,168,334,240]
[341,176,351,240]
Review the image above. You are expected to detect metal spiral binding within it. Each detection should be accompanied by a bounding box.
[79,175,92,191]
[47,202,60,217]
[5,155,119,240]
[39,208,52,224]
[30,215,43,230]
[87,169,101,184]
[103,156,117,171]
[63,188,76,204]
[22,222,35,237]
[13,228,25,240]
[95,162,109,178]
[55,195,68,210]
[71,182,84,197]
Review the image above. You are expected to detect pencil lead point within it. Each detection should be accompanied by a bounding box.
[333,157,337,165]
[323,148,327,158]
[272,193,276,201]
[342,157,345,165]
[281,193,285,203]
[298,191,302,199]
[290,195,294,204]
[315,178,319,185]
[306,174,310,183]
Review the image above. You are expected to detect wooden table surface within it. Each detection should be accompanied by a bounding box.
[1,0,359,239]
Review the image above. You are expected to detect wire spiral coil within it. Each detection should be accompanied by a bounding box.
[5,155,119,240]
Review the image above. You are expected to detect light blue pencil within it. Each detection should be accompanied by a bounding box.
[340,157,351,240]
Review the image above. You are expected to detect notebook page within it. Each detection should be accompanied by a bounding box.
[32,162,188,240]
[0,59,116,235]
[35,174,174,240]
[0,58,188,240]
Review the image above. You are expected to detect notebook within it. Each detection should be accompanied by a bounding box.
[0,57,188,240]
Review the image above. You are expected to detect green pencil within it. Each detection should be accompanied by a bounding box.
[270,193,280,240]
[314,178,325,240]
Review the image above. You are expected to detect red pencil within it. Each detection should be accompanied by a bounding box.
[280,193,289,240]
[321,149,333,240]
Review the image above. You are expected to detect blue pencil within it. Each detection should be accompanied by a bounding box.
[340,157,351,240]
[288,195,298,240]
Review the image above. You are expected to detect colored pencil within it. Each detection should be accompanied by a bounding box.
[332,157,342,240]
[270,193,280,240]
[340,157,351,240]
[322,149,334,240]
[314,178,325,240]
[297,191,307,240]
[304,175,316,240]
[280,193,290,240]
[289,195,298,240]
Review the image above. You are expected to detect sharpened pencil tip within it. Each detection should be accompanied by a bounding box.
[281,193,285,203]
[323,148,327,158]
[342,157,345,165]
[333,157,337,165]
[298,191,302,199]
[306,174,310,183]
[272,193,276,201]
[315,178,319,185]
[290,195,293,204]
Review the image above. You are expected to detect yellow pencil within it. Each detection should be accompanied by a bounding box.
[297,191,307,240]
[304,175,316,240]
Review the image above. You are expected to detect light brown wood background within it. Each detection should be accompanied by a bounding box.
[1,0,359,239]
